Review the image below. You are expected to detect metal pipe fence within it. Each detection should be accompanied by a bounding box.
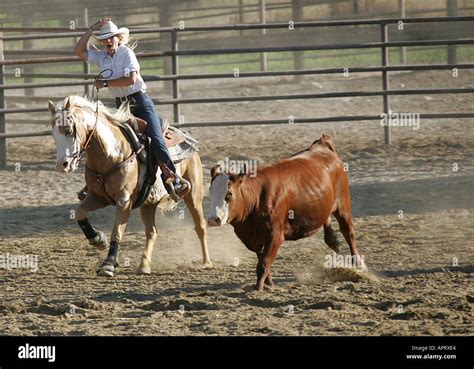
[1,16,474,168]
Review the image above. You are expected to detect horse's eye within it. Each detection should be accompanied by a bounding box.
[65,127,73,136]
[225,191,233,202]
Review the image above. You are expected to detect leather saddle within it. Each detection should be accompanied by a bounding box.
[78,116,193,208]
[127,116,184,148]
[120,115,191,208]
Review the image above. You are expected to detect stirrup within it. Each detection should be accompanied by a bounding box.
[165,175,191,202]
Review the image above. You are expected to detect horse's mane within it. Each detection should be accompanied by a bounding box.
[60,95,131,127]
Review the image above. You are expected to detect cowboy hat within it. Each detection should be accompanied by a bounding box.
[95,21,129,40]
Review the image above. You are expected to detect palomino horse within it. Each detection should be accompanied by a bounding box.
[49,95,212,277]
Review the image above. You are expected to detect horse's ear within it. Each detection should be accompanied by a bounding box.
[65,97,72,110]
[48,100,56,114]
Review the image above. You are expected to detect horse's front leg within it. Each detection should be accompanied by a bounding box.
[97,189,133,277]
[76,191,109,250]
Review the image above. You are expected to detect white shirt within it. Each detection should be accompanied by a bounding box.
[87,45,147,98]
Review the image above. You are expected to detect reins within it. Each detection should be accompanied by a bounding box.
[78,69,113,160]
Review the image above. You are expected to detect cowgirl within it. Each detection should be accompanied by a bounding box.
[74,18,187,198]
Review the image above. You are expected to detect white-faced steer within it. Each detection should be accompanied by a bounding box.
[207,135,366,291]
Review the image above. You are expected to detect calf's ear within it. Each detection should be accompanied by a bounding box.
[228,173,239,183]
[210,165,222,180]
[230,172,246,185]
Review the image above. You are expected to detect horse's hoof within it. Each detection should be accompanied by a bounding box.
[137,263,152,275]
[202,261,213,269]
[97,262,115,277]
[89,231,108,251]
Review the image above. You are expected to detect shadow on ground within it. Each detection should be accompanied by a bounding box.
[1,174,473,237]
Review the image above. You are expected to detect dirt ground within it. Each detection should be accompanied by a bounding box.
[0,70,473,336]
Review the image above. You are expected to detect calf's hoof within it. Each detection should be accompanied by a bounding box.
[330,244,342,254]
[255,284,266,293]
[327,239,342,254]
[256,284,274,292]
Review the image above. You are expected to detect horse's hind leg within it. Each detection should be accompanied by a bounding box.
[137,203,158,275]
[183,191,212,267]
[76,191,109,250]
[334,200,366,270]
[182,155,212,267]
[323,216,342,253]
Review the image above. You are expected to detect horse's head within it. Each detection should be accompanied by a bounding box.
[49,96,88,173]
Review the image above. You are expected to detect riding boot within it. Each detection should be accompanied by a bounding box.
[158,162,190,201]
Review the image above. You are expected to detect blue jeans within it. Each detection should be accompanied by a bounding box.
[116,91,176,185]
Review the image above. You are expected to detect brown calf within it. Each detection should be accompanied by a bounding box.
[208,135,364,291]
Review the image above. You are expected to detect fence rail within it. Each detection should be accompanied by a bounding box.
[1,16,474,168]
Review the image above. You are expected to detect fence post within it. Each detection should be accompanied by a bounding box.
[381,23,391,144]
[171,29,180,124]
[23,15,34,97]
[352,0,359,16]
[239,0,244,36]
[292,0,304,82]
[83,8,91,97]
[447,0,458,64]
[259,0,267,71]
[159,4,173,95]
[399,0,406,64]
[0,33,6,168]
